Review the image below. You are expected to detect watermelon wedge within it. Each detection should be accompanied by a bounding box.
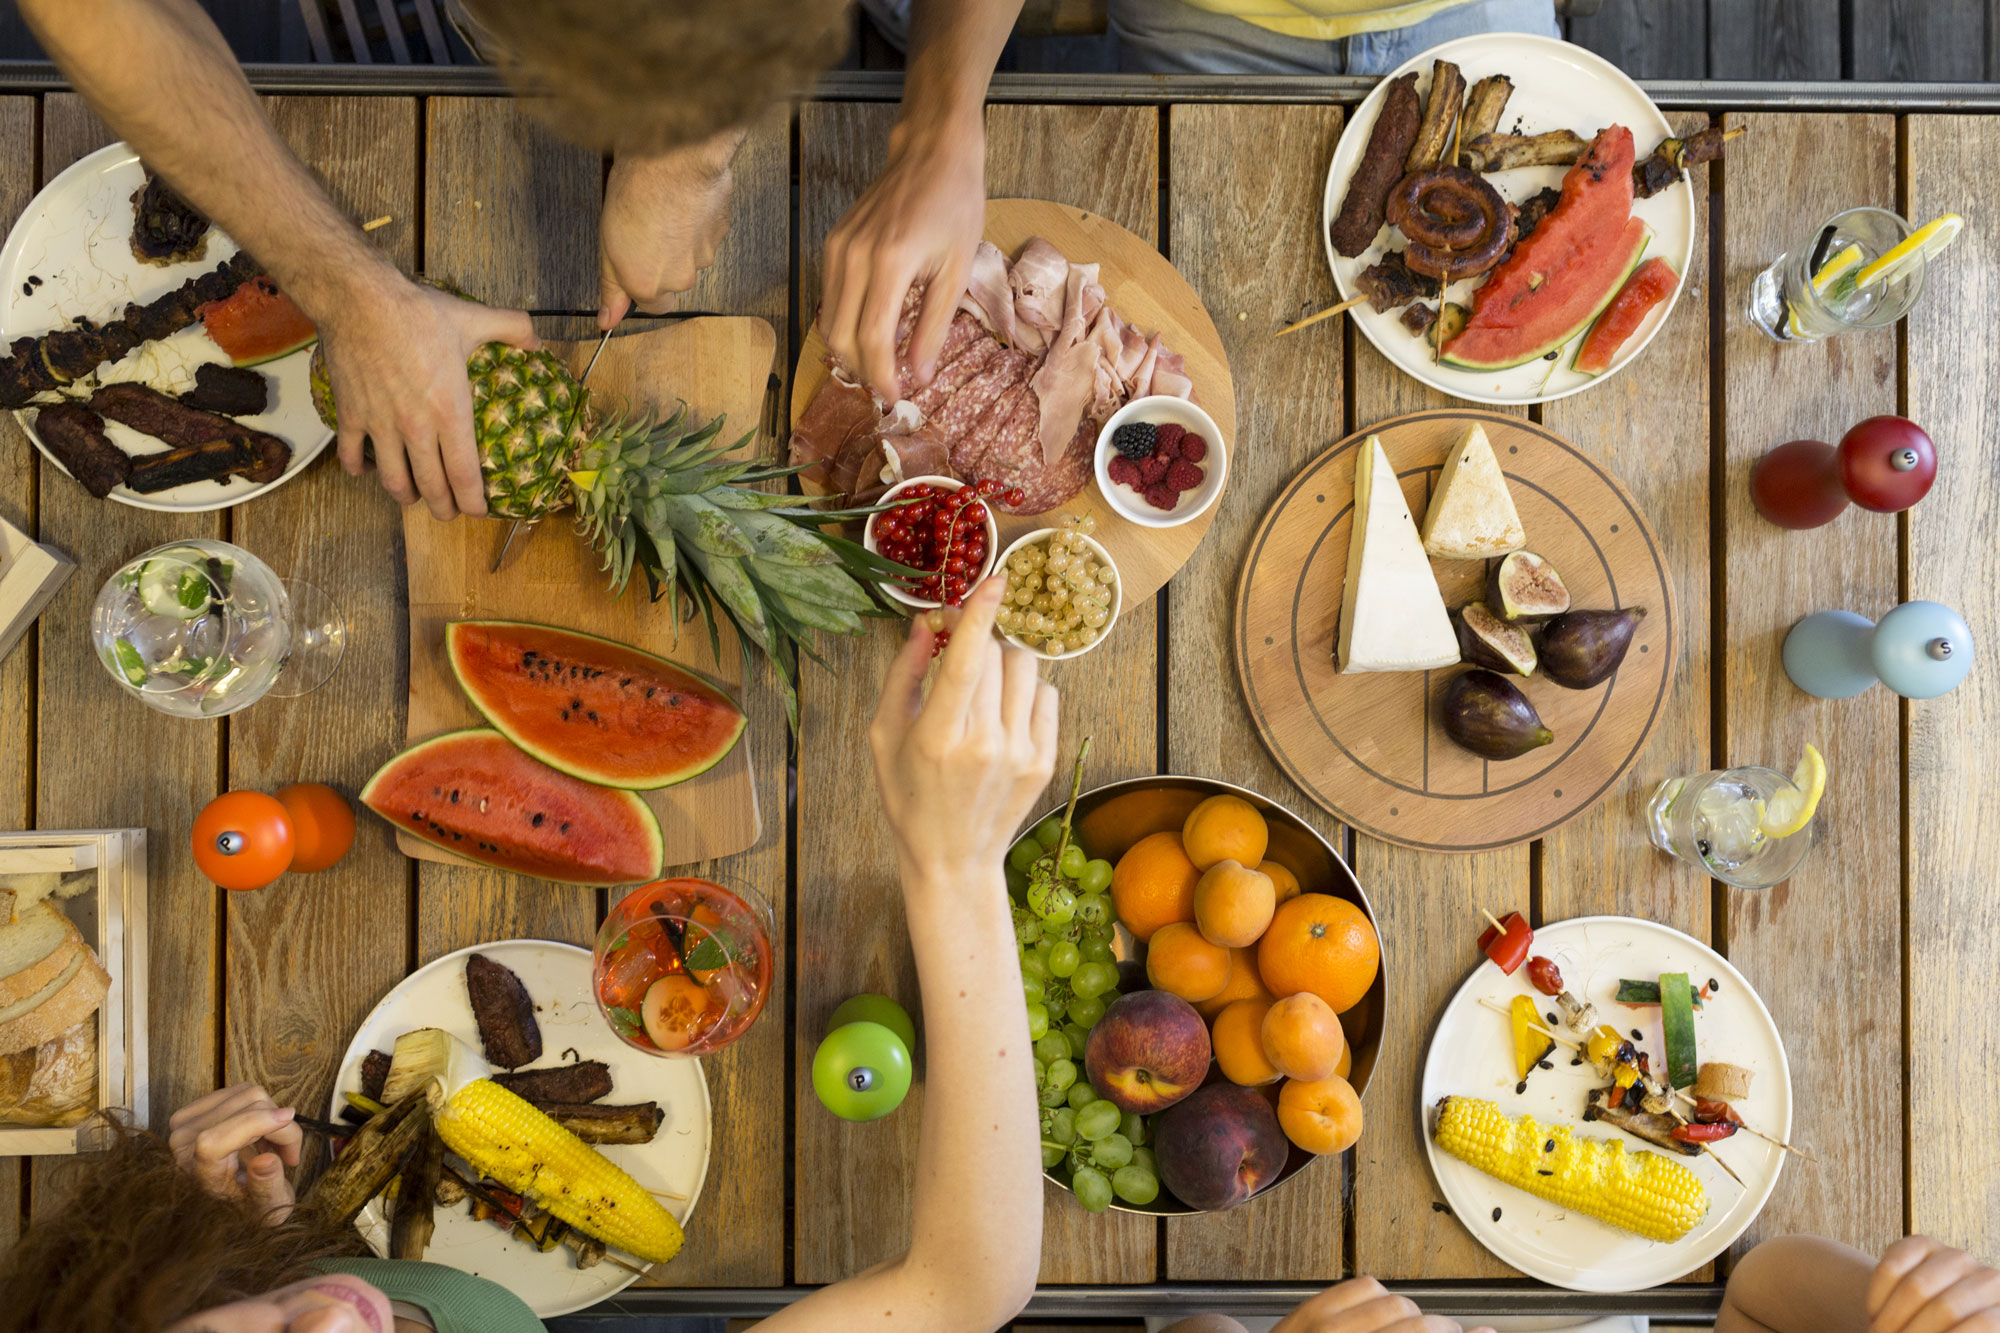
[1573,257,1680,375]
[199,276,317,367]
[446,620,745,790]
[361,728,665,885]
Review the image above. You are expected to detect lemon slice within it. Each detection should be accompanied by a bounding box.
[1854,213,1963,289]
[1760,743,1825,838]
[1812,243,1865,292]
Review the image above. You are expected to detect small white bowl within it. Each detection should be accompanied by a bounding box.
[863,475,1000,611]
[991,526,1122,661]
[1093,395,1228,529]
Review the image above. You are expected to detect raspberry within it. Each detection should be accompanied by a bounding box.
[1167,459,1204,491]
[1154,422,1185,450]
[1155,432,1181,461]
[1138,454,1169,485]
[1107,455,1141,487]
[1180,434,1208,463]
[1143,482,1179,511]
[1111,422,1158,460]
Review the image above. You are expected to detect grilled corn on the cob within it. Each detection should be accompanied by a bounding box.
[1433,1096,1708,1242]
[437,1078,685,1264]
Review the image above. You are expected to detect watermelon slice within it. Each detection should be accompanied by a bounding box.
[446,620,745,790]
[1573,257,1680,376]
[199,276,317,367]
[1443,126,1651,372]
[361,728,665,885]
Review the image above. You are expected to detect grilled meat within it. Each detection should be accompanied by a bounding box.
[91,381,262,449]
[124,433,288,494]
[1406,60,1467,172]
[180,363,268,417]
[1463,130,1589,173]
[1354,250,1441,313]
[34,403,131,499]
[1331,72,1423,258]
[1634,125,1740,198]
[359,1049,392,1102]
[1512,187,1562,245]
[0,337,56,407]
[543,1101,664,1145]
[1583,1085,1702,1157]
[465,953,542,1070]
[1399,303,1438,337]
[491,1060,613,1108]
[1457,75,1514,164]
[130,172,210,267]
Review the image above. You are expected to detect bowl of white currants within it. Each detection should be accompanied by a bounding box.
[992,515,1121,660]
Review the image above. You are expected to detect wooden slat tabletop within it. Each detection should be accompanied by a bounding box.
[2,92,1992,1303]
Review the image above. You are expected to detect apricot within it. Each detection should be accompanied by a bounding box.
[1181,794,1269,872]
[1195,946,1275,1019]
[1145,921,1232,1004]
[1210,998,1281,1087]
[1193,859,1277,949]
[1261,991,1345,1081]
[1277,1075,1364,1155]
[1257,859,1302,905]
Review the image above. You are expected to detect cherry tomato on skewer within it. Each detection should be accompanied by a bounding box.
[1526,955,1564,996]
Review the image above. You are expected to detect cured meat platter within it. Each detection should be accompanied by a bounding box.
[1235,410,1675,853]
[791,197,1235,604]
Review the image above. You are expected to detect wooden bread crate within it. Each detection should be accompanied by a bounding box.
[0,829,148,1154]
[0,515,74,668]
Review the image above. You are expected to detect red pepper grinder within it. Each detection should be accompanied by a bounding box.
[1751,416,1936,529]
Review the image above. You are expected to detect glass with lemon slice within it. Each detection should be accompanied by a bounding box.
[1645,746,1825,889]
[1749,208,1958,342]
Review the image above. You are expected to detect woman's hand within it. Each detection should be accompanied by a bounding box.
[1272,1278,1489,1333]
[870,576,1059,882]
[1870,1235,2000,1333]
[598,131,744,327]
[166,1083,302,1223]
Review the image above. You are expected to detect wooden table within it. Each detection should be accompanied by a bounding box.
[1,80,1993,1320]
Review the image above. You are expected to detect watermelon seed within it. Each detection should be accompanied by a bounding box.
[587,711,599,722]
[669,694,680,707]
[646,688,655,699]
[451,790,460,803]
[620,678,631,687]
[561,822,571,834]
[532,813,545,827]
[571,699,583,710]
[432,786,442,797]
[561,710,570,720]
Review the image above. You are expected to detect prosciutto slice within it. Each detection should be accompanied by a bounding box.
[1008,238,1069,354]
[1030,263,1107,466]
[957,241,1020,346]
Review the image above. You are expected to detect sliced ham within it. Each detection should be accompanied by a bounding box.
[1029,263,1109,465]
[1146,346,1194,400]
[957,241,1019,346]
[1009,238,1069,354]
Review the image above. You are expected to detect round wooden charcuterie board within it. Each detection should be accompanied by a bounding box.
[1235,410,1676,854]
[792,197,1234,604]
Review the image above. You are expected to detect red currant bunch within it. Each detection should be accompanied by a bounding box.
[874,481,995,607]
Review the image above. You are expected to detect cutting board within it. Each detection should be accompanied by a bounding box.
[401,316,775,871]
[1236,410,1676,853]
[792,197,1234,604]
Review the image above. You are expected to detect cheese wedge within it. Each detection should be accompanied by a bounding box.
[1420,423,1526,559]
[1338,436,1460,673]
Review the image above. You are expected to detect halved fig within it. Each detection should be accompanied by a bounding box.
[1486,550,1570,622]
[1455,603,1537,675]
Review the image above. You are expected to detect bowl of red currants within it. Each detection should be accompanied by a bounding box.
[863,475,1003,610]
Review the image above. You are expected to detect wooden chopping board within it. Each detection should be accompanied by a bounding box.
[401,316,775,871]
[1236,410,1676,854]
[791,197,1234,604]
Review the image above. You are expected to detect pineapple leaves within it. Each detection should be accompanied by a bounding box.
[650,493,755,558]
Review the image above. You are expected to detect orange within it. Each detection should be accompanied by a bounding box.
[1196,946,1275,1019]
[1260,992,1345,1081]
[1192,860,1276,949]
[1257,893,1380,1015]
[1145,922,1232,1003]
[1277,1075,1364,1155]
[1111,831,1201,943]
[1258,860,1302,905]
[276,783,355,873]
[1210,999,1280,1086]
[1181,794,1269,872]
[1334,1041,1352,1081]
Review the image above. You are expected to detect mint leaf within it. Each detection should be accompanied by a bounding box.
[683,925,735,973]
[607,1006,644,1039]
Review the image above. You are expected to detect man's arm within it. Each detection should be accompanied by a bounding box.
[20,0,536,520]
[819,0,1025,399]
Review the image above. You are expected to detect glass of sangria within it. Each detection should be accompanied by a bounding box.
[593,878,774,1057]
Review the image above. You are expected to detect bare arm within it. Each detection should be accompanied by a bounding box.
[820,0,1025,398]
[21,0,536,521]
[760,577,1054,1332]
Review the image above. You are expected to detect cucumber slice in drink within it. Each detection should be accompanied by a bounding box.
[136,549,219,619]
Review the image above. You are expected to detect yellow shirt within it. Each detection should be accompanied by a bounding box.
[1173,0,1480,39]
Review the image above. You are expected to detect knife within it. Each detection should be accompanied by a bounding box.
[491,326,615,573]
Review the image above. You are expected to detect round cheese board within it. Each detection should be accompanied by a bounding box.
[792,197,1235,604]
[1235,410,1674,853]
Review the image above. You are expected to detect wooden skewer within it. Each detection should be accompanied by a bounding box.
[648,1187,691,1202]
[1275,293,1368,337]
[1479,908,1511,937]
[1673,1088,1814,1162]
[1478,996,1583,1052]
[1702,1144,1747,1189]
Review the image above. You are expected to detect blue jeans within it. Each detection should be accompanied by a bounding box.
[1111,0,1561,74]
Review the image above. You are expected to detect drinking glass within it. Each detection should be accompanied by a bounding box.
[90,539,347,717]
[594,878,775,1058]
[1747,206,1927,342]
[1645,766,1816,889]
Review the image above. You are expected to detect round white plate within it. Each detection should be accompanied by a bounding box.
[1418,915,1790,1292]
[0,141,333,511]
[331,939,712,1318]
[1320,34,1694,405]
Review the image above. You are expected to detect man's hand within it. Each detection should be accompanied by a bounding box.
[320,274,537,521]
[870,576,1059,881]
[1869,1236,2000,1333]
[1272,1278,1489,1333]
[599,131,744,328]
[167,1082,302,1223]
[819,110,987,401]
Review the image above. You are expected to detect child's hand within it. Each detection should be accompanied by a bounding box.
[166,1082,302,1222]
[1870,1235,2000,1333]
[870,575,1059,881]
[1272,1277,1488,1332]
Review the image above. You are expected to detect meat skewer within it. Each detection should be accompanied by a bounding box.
[1274,251,1444,337]
[1329,72,1423,258]
[1634,124,1747,197]
[1405,60,1468,172]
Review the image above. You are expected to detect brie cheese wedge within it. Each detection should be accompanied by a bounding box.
[1420,423,1526,560]
[1337,435,1460,674]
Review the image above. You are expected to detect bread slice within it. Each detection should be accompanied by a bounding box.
[0,870,93,927]
[1420,423,1526,560]
[0,1018,96,1126]
[0,904,85,1008]
[0,950,109,1055]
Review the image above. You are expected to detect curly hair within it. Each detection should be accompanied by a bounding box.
[0,1119,358,1333]
[456,0,854,155]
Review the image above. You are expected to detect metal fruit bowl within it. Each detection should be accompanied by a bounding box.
[1027,774,1386,1216]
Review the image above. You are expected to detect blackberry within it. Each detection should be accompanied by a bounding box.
[1112,421,1158,460]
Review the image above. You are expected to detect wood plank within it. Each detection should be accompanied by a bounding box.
[1566,0,1709,79]
[1161,101,1347,1283]
[1717,112,1900,1261]
[223,98,417,1152]
[1903,114,2000,1256]
[1706,0,1841,79]
[1852,0,1985,81]
[424,98,602,310]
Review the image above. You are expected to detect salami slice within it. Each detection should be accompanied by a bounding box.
[968,390,1094,516]
[929,349,1033,453]
[910,333,1002,419]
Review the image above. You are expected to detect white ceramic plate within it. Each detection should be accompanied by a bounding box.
[0,141,333,511]
[330,939,712,1318]
[1321,34,1694,405]
[1419,915,1790,1292]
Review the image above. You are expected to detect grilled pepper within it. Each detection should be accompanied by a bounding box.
[1478,912,1533,975]
[1509,995,1554,1080]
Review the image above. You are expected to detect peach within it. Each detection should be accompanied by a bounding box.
[1084,989,1211,1115]
[1155,1083,1289,1211]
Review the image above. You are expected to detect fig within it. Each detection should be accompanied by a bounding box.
[1539,607,1646,689]
[1441,669,1554,760]
[1455,603,1536,675]
[1486,550,1570,622]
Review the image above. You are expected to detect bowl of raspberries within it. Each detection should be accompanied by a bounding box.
[1093,395,1227,529]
